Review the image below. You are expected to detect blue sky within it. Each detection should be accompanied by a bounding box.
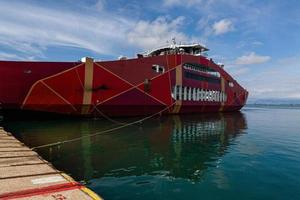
[0,0,300,100]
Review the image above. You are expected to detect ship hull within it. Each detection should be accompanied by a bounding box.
[0,55,248,117]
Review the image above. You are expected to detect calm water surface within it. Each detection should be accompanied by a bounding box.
[1,107,300,200]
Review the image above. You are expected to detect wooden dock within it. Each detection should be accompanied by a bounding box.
[0,127,102,200]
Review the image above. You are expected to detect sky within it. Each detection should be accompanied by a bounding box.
[0,0,300,100]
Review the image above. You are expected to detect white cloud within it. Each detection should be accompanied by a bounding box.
[0,52,25,60]
[0,2,192,60]
[95,0,106,11]
[240,56,300,99]
[252,41,264,46]
[0,1,134,58]
[212,19,234,35]
[229,67,249,77]
[163,0,181,6]
[127,16,188,50]
[248,77,300,99]
[163,0,202,7]
[235,52,271,65]
[163,0,217,8]
[236,40,264,49]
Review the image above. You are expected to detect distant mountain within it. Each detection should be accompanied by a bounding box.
[247,98,300,105]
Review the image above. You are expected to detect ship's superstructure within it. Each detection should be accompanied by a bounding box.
[0,42,248,117]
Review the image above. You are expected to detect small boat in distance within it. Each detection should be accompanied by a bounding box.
[0,42,248,117]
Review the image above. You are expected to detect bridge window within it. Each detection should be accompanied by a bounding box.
[183,63,220,77]
[184,72,221,84]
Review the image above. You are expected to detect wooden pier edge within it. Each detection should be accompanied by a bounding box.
[0,127,103,200]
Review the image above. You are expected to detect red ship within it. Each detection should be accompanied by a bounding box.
[0,43,248,117]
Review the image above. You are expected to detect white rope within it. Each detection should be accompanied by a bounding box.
[31,102,175,150]
[91,104,127,125]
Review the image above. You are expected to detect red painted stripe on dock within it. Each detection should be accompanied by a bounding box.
[0,182,83,199]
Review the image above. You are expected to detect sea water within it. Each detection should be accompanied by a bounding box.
[1,106,300,200]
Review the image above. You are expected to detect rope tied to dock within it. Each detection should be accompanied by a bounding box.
[31,102,176,150]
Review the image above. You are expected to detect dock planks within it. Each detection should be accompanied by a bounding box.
[0,127,102,200]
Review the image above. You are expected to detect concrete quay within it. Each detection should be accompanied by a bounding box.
[0,127,102,200]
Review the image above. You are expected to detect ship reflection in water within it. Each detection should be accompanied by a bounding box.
[2,112,247,197]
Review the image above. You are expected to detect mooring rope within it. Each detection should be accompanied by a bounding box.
[31,102,175,150]
[91,104,127,125]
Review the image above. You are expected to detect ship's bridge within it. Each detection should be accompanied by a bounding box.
[140,43,209,57]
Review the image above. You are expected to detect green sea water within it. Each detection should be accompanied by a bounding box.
[1,107,300,200]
